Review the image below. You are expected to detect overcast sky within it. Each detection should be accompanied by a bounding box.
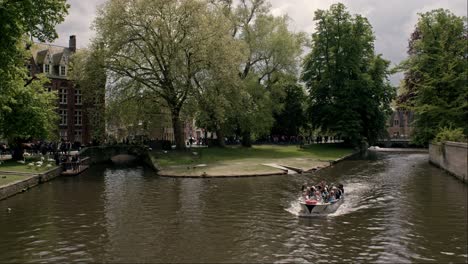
[51,0,467,85]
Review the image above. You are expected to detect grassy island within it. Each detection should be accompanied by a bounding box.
[0,160,57,173]
[152,144,354,177]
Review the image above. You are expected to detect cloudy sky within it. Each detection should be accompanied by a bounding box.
[51,0,467,85]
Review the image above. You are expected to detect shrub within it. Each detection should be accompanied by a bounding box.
[433,127,467,143]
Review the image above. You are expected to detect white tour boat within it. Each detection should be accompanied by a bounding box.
[298,196,344,217]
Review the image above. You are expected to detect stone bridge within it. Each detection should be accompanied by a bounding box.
[375,138,413,148]
[79,145,156,169]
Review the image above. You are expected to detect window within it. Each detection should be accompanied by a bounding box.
[44,64,50,73]
[394,119,399,126]
[60,130,68,141]
[59,109,67,125]
[45,86,52,92]
[74,89,82,105]
[59,89,67,104]
[74,110,82,126]
[60,65,66,76]
[74,130,82,143]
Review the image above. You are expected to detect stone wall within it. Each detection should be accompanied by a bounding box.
[0,167,62,200]
[429,141,467,183]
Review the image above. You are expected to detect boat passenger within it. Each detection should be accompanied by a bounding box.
[314,191,322,202]
[334,187,342,199]
[310,186,316,194]
[322,188,329,201]
[328,191,336,202]
[338,184,344,194]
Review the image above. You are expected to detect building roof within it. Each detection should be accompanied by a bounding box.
[30,43,73,65]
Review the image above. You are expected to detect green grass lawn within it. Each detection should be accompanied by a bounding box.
[153,144,354,176]
[0,159,57,173]
[0,175,30,186]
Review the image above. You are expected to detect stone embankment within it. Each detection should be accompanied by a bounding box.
[0,166,62,200]
[429,141,467,183]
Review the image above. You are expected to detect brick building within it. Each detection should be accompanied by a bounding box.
[29,35,100,145]
[387,108,414,139]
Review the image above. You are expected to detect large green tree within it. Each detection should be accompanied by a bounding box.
[94,0,235,150]
[0,0,69,112]
[302,3,394,148]
[212,0,305,147]
[398,9,467,145]
[0,0,69,159]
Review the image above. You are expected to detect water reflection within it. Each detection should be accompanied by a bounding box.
[0,153,466,263]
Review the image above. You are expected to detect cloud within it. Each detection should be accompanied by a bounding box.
[50,0,467,85]
[51,0,106,49]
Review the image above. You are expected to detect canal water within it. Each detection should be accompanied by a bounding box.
[0,152,467,263]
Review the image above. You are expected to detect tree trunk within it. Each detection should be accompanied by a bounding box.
[11,138,25,161]
[241,131,252,147]
[171,111,186,150]
[215,128,225,147]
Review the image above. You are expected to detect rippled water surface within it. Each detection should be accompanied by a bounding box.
[0,152,467,263]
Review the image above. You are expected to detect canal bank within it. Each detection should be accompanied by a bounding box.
[153,145,357,178]
[429,141,467,183]
[0,166,62,201]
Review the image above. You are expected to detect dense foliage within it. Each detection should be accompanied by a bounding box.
[94,0,304,148]
[302,3,394,147]
[433,127,467,143]
[68,44,106,144]
[398,9,467,145]
[95,0,238,149]
[271,80,306,137]
[0,0,69,158]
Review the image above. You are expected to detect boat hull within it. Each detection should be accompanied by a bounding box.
[298,198,343,217]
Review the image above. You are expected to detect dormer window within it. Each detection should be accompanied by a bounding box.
[44,64,50,73]
[60,65,66,76]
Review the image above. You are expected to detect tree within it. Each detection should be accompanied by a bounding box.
[213,0,305,146]
[190,16,246,147]
[0,0,69,112]
[271,79,306,137]
[0,75,59,160]
[94,0,234,150]
[302,3,394,148]
[68,44,107,144]
[398,9,467,145]
[106,92,170,142]
[0,0,69,159]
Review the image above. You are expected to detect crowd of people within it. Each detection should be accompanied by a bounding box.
[301,181,344,204]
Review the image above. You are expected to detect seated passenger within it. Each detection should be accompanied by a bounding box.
[329,191,336,202]
[314,191,322,202]
[338,184,344,194]
[335,189,341,199]
[322,188,329,201]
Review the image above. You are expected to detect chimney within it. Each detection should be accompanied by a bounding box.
[69,35,76,52]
